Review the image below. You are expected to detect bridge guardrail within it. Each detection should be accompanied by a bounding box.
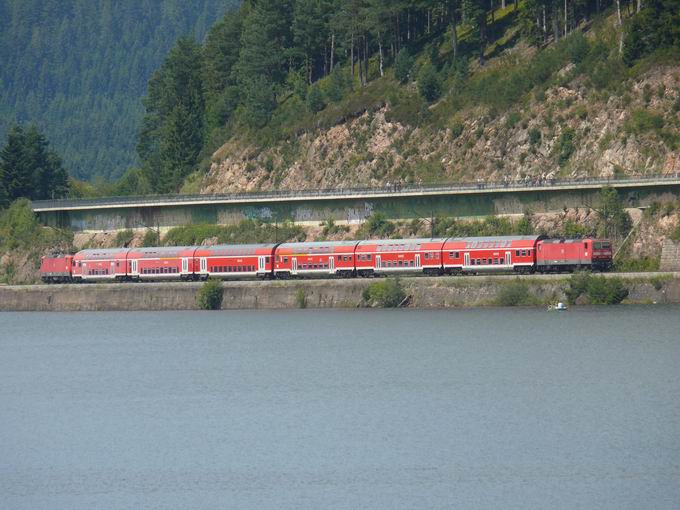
[31,173,680,211]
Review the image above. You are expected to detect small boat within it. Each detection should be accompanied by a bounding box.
[548,302,568,311]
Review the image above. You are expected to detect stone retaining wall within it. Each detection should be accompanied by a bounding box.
[1,273,679,312]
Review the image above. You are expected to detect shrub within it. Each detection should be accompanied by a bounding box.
[295,287,307,309]
[358,212,395,238]
[114,229,134,247]
[306,83,326,113]
[394,48,414,84]
[624,109,664,134]
[650,276,666,291]
[556,128,576,166]
[565,272,629,305]
[141,229,160,247]
[528,127,541,146]
[496,279,532,306]
[417,62,441,103]
[587,276,629,304]
[197,279,223,310]
[363,278,406,308]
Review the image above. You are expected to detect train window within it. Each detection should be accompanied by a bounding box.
[471,259,475,265]
[283,257,288,263]
[449,252,454,257]
[494,258,499,265]
[515,250,520,257]
[520,250,526,256]
[455,252,460,258]
[424,253,429,260]
[367,254,372,260]
[266,257,270,263]
[527,250,532,257]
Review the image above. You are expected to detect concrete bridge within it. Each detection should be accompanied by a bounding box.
[32,174,680,232]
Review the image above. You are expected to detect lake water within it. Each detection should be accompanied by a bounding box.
[1,307,679,509]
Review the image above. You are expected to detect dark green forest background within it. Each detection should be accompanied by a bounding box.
[0,0,237,181]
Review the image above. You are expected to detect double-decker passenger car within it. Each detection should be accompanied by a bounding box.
[274,241,359,278]
[72,248,129,281]
[194,243,278,280]
[355,238,447,276]
[127,246,197,281]
[442,236,540,274]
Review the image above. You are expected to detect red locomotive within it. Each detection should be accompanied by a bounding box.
[40,235,613,283]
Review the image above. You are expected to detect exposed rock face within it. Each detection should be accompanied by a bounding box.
[202,66,680,194]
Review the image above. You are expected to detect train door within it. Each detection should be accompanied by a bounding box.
[329,256,334,274]
[258,256,266,273]
[464,252,470,267]
[181,257,189,275]
[415,254,421,269]
[375,255,381,269]
[292,258,298,275]
[200,257,207,274]
[131,259,138,277]
[505,251,511,266]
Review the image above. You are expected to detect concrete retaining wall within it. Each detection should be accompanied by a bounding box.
[660,240,680,271]
[1,273,679,312]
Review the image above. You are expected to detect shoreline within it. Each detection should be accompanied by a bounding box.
[1,273,679,312]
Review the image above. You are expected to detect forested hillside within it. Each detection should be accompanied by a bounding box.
[134,0,680,195]
[0,0,237,181]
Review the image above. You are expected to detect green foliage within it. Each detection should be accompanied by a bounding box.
[0,199,72,252]
[566,272,629,305]
[623,0,680,66]
[564,219,591,238]
[0,125,69,203]
[418,63,442,103]
[0,0,233,181]
[624,109,665,134]
[357,213,395,238]
[614,256,660,272]
[306,84,326,113]
[556,128,576,166]
[114,230,134,247]
[672,224,680,242]
[197,279,224,310]
[528,127,541,146]
[138,37,205,193]
[362,278,406,308]
[650,275,667,291]
[295,287,307,309]
[141,229,161,247]
[394,48,414,84]
[163,219,305,246]
[496,280,533,307]
[597,187,631,239]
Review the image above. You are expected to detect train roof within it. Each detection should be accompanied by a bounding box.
[444,235,541,248]
[277,241,359,248]
[357,238,446,246]
[276,241,359,254]
[195,243,278,256]
[539,238,608,244]
[128,246,197,257]
[74,248,130,259]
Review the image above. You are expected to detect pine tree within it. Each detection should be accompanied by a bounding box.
[0,126,32,200]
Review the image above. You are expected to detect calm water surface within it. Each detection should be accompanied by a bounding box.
[1,306,679,509]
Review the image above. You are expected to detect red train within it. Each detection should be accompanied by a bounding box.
[40,235,612,283]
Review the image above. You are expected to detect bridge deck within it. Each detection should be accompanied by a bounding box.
[31,174,680,212]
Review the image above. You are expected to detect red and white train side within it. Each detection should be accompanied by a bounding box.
[40,235,613,283]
